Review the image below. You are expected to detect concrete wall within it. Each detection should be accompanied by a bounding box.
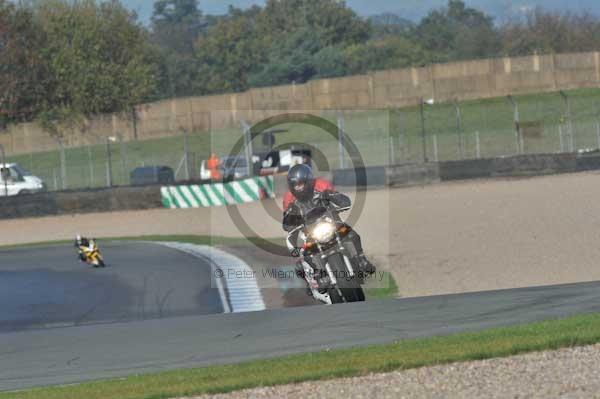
[2,52,600,155]
[437,152,600,181]
[0,186,162,219]
[334,151,600,187]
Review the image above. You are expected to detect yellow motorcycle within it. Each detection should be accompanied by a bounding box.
[77,239,106,268]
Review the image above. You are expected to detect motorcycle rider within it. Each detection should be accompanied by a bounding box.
[74,234,92,262]
[282,164,376,290]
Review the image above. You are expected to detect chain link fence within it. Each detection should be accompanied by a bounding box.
[5,90,600,192]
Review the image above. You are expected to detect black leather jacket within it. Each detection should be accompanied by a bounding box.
[282,191,351,232]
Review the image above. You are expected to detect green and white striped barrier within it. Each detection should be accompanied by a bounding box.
[161,176,275,208]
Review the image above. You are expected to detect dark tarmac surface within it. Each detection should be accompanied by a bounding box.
[2,250,600,393]
[0,242,223,333]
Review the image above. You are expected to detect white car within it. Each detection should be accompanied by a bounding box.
[0,163,46,196]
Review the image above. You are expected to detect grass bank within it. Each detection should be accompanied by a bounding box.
[3,312,600,399]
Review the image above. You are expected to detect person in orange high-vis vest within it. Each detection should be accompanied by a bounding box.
[207,153,221,181]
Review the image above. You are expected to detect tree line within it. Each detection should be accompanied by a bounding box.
[2,0,600,132]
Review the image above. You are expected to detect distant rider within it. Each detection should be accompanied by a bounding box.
[74,234,92,262]
[282,164,376,283]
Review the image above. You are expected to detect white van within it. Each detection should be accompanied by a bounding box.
[0,163,46,196]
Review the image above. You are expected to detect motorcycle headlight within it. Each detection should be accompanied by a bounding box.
[310,221,336,243]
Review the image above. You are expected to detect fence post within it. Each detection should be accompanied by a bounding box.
[432,134,439,162]
[560,91,574,152]
[401,112,408,162]
[507,95,522,154]
[241,120,254,177]
[558,124,565,152]
[87,144,94,187]
[392,109,407,162]
[131,107,138,141]
[454,100,465,159]
[182,128,190,180]
[420,98,428,163]
[398,133,405,163]
[106,137,113,187]
[118,133,127,185]
[58,139,67,190]
[389,136,395,165]
[337,112,346,169]
[475,131,481,159]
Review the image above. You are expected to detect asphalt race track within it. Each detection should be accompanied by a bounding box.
[0,242,223,333]
[3,265,600,391]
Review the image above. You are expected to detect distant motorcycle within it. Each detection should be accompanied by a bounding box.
[77,239,106,268]
[287,201,365,305]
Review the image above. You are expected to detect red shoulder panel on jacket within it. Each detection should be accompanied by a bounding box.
[283,191,295,210]
[314,178,334,192]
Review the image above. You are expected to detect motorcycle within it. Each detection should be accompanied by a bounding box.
[287,201,366,304]
[78,239,106,268]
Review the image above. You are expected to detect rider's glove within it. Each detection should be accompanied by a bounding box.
[319,191,331,201]
[290,248,301,258]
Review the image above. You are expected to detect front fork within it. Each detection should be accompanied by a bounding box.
[317,233,360,281]
[301,235,360,304]
[335,233,356,278]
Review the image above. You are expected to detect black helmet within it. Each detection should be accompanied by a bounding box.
[288,164,314,201]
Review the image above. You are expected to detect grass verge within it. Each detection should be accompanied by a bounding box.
[364,271,399,300]
[3,312,600,399]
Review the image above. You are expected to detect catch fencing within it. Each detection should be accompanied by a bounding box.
[3,89,600,191]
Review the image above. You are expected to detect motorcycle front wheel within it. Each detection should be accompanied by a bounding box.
[326,254,365,303]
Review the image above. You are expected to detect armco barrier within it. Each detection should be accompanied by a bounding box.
[0,185,162,220]
[438,159,493,181]
[333,164,439,187]
[490,153,578,177]
[386,163,440,187]
[3,152,600,220]
[161,176,275,208]
[576,151,600,171]
[438,152,598,182]
[333,167,386,187]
